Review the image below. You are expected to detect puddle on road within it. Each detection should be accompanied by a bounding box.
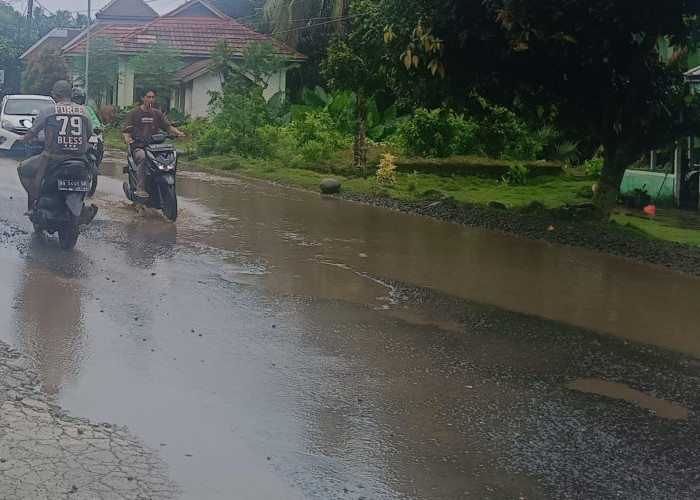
[97,160,700,358]
[568,378,689,420]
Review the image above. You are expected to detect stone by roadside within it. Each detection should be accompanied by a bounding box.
[0,343,178,499]
[339,193,700,277]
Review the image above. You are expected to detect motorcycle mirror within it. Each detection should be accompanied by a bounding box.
[122,125,134,134]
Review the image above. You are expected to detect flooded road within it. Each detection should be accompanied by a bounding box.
[0,153,699,499]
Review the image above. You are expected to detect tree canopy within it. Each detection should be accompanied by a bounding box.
[485,0,700,214]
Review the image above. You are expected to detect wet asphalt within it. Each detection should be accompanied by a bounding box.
[0,152,698,499]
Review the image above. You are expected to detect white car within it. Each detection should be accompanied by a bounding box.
[0,94,54,135]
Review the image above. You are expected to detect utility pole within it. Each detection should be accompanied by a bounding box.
[85,0,91,97]
[26,0,34,45]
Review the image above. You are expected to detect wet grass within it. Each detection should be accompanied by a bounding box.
[193,154,594,209]
[611,213,700,246]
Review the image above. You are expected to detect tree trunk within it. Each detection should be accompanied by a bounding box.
[593,147,629,218]
[354,89,367,176]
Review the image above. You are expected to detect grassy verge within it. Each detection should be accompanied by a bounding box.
[190,153,593,208]
[610,213,700,246]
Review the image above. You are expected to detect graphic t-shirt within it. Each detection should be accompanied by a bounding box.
[124,106,171,149]
[30,103,93,159]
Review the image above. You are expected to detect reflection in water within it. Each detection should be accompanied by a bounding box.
[568,378,689,420]
[12,255,86,394]
[168,167,700,357]
[121,218,178,269]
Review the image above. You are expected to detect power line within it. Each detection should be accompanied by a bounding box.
[270,12,366,35]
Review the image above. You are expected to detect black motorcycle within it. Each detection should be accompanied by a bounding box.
[86,133,104,197]
[121,125,179,221]
[30,157,93,250]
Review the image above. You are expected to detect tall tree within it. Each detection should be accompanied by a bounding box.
[71,37,119,106]
[486,0,700,216]
[257,0,351,96]
[0,3,25,94]
[129,42,184,109]
[20,48,70,95]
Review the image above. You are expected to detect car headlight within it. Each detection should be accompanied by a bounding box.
[1,120,13,131]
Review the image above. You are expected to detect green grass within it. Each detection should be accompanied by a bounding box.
[189,153,594,209]
[610,213,700,246]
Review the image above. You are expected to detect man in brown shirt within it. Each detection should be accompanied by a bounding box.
[123,88,184,199]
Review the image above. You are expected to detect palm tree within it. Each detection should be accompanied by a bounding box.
[261,0,349,49]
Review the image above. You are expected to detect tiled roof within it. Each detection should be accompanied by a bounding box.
[62,23,141,54]
[178,59,212,81]
[119,17,302,58]
[64,17,304,60]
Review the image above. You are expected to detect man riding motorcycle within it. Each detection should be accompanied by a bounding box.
[71,87,103,134]
[17,80,97,222]
[123,88,184,200]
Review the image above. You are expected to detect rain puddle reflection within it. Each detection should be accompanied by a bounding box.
[568,378,689,420]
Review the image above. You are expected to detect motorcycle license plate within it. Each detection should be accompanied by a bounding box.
[149,143,174,151]
[57,179,90,191]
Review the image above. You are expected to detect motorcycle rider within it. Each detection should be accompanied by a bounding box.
[17,80,96,221]
[71,87,103,133]
[123,88,184,200]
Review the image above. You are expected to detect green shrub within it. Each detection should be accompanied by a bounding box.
[501,164,529,185]
[583,157,604,177]
[286,109,349,162]
[395,108,478,158]
[474,97,537,160]
[179,117,208,140]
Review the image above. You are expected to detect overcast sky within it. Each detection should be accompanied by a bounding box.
[27,0,188,17]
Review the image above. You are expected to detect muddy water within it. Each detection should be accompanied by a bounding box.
[0,155,699,499]
[102,161,700,357]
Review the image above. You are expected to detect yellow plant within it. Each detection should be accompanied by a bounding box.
[377,152,398,184]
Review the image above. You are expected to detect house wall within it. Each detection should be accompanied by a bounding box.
[117,56,135,108]
[189,72,220,118]
[263,71,286,101]
[184,69,286,118]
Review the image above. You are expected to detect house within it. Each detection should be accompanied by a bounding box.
[19,28,83,62]
[59,0,303,118]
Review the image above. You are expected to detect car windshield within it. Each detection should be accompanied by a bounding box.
[4,99,53,116]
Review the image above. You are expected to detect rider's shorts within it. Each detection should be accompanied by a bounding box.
[17,154,42,179]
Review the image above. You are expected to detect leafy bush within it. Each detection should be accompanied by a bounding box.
[395,108,479,158]
[474,97,538,160]
[501,164,529,185]
[165,108,190,125]
[583,157,604,177]
[179,117,208,140]
[285,110,350,162]
[376,152,398,184]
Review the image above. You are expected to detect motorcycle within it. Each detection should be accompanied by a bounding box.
[0,129,95,249]
[121,125,179,221]
[31,156,94,250]
[86,132,104,197]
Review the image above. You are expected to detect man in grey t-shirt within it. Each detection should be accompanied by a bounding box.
[17,80,93,215]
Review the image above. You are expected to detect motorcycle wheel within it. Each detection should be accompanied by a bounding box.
[123,182,132,201]
[87,171,98,197]
[161,184,178,221]
[58,214,79,250]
